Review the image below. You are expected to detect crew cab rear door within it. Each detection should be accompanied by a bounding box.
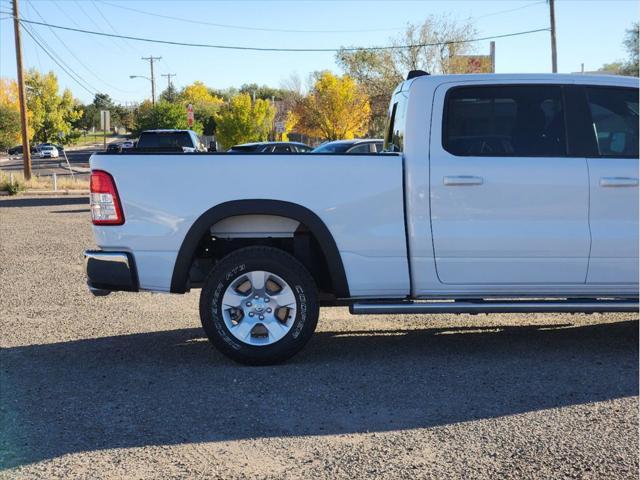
[581,85,639,283]
[428,82,591,285]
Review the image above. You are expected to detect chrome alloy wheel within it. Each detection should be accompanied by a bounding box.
[220,270,297,346]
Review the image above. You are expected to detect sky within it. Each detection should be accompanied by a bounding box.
[0,0,638,104]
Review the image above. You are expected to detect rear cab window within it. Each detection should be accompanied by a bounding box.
[137,131,194,151]
[384,91,408,152]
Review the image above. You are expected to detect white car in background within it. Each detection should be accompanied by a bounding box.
[38,145,59,158]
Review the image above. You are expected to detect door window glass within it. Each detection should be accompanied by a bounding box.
[348,143,371,153]
[443,85,567,157]
[273,144,292,153]
[585,87,639,157]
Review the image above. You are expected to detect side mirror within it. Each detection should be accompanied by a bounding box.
[208,141,217,152]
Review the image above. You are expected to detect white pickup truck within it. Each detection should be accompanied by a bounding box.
[85,72,639,364]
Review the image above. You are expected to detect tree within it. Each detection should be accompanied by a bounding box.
[0,106,21,151]
[215,93,276,149]
[179,81,223,135]
[76,93,121,132]
[25,69,82,143]
[239,83,287,101]
[336,50,401,136]
[599,22,639,76]
[622,22,639,76]
[337,15,476,135]
[133,100,201,135]
[293,71,370,141]
[159,84,178,103]
[0,78,24,149]
[280,110,298,142]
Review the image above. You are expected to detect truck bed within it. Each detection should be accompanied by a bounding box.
[90,152,410,297]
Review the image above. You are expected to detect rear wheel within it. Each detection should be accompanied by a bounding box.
[199,246,319,365]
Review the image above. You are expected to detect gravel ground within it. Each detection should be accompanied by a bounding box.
[1,196,638,479]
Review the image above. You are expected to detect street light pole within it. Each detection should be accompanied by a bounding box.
[129,75,153,104]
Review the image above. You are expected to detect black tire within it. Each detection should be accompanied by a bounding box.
[199,246,319,365]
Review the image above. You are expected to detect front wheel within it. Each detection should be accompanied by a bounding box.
[199,246,319,365]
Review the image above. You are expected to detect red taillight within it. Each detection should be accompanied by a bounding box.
[90,170,124,225]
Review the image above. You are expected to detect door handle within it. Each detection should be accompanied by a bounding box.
[443,175,484,186]
[599,177,639,187]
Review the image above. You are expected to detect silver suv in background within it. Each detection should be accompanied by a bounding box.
[311,139,383,153]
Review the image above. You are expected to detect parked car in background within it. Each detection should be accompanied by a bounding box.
[37,145,59,158]
[38,143,64,152]
[106,143,122,153]
[120,140,135,150]
[228,142,312,153]
[311,139,383,154]
[7,145,38,155]
[135,130,205,152]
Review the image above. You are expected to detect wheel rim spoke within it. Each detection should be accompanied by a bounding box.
[265,319,289,340]
[232,319,254,341]
[222,289,246,308]
[272,285,296,308]
[249,271,268,291]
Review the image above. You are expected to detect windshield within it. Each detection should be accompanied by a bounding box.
[229,144,264,152]
[137,132,192,150]
[311,142,354,153]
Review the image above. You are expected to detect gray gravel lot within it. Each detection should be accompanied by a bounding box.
[1,196,638,479]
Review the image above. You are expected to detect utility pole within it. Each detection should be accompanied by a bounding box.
[141,55,161,105]
[12,0,31,180]
[549,0,558,73]
[161,73,176,100]
[489,41,496,73]
[161,73,176,91]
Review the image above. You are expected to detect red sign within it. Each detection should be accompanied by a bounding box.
[187,104,194,127]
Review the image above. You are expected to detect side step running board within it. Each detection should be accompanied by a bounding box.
[350,299,639,315]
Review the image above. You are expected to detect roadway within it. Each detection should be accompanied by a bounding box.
[0,148,96,178]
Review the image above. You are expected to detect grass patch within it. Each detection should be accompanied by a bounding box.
[0,171,89,195]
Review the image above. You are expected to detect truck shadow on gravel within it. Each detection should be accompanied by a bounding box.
[1,319,638,469]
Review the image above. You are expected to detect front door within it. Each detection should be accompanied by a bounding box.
[429,83,591,285]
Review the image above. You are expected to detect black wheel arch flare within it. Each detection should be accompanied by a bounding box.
[170,199,350,297]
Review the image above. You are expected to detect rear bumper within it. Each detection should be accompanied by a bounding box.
[84,250,138,295]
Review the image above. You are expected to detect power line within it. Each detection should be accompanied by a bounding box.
[20,23,96,96]
[24,24,103,97]
[0,14,550,53]
[98,0,405,34]
[51,0,110,51]
[475,1,546,20]
[98,0,548,34]
[90,0,137,53]
[73,0,126,53]
[26,0,138,94]
[22,20,100,94]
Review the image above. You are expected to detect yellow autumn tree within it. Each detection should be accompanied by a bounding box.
[280,110,298,142]
[293,71,370,140]
[25,70,82,143]
[179,81,224,135]
[215,93,276,149]
[0,78,29,149]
